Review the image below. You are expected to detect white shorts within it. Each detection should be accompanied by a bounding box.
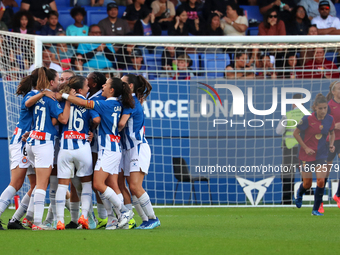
[26,142,54,169]
[58,144,93,179]
[53,137,60,165]
[119,150,127,174]
[26,165,35,176]
[9,142,31,170]
[94,149,121,175]
[124,143,151,176]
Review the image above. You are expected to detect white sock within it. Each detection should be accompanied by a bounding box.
[65,198,71,212]
[99,192,115,218]
[125,203,132,211]
[33,189,46,225]
[26,187,35,221]
[70,202,80,223]
[45,204,53,223]
[102,187,122,211]
[81,182,92,219]
[138,192,156,220]
[132,195,148,222]
[56,184,68,224]
[97,203,107,219]
[0,185,16,215]
[117,193,128,212]
[12,193,30,221]
[49,175,58,221]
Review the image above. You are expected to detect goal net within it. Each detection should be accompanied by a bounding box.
[1,31,340,207]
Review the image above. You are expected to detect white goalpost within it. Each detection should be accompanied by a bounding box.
[2,30,340,208]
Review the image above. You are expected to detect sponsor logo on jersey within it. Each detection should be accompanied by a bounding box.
[319,125,323,130]
[315,133,322,140]
[13,127,19,135]
[29,131,46,140]
[109,135,121,143]
[64,131,85,139]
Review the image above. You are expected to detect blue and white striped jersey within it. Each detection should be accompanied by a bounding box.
[60,95,99,150]
[27,94,63,146]
[87,89,105,152]
[93,97,122,152]
[10,90,38,145]
[120,94,147,150]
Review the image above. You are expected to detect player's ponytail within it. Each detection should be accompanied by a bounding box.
[135,75,152,103]
[327,81,340,101]
[16,68,39,96]
[110,77,134,109]
[91,72,106,91]
[312,93,327,111]
[68,75,86,93]
[36,67,57,91]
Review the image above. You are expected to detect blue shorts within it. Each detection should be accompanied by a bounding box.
[299,159,327,173]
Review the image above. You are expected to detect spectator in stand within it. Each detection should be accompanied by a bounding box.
[286,6,311,35]
[256,53,277,79]
[168,6,200,35]
[115,44,135,69]
[152,0,176,30]
[21,0,57,31]
[66,6,88,36]
[299,25,318,66]
[40,11,64,36]
[98,2,130,35]
[203,13,224,36]
[49,31,77,70]
[303,47,339,78]
[172,54,195,80]
[124,48,148,79]
[1,0,18,29]
[258,8,286,35]
[181,0,200,29]
[77,0,133,6]
[70,54,90,76]
[123,0,150,31]
[77,25,116,70]
[258,0,296,24]
[311,0,340,35]
[225,51,255,79]
[28,49,63,72]
[202,0,229,20]
[12,10,35,34]
[283,52,300,79]
[161,46,184,75]
[133,8,162,35]
[299,0,336,20]
[220,3,248,36]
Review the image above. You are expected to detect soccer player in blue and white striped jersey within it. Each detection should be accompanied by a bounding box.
[55,76,100,230]
[61,77,135,229]
[26,68,71,230]
[119,74,160,229]
[0,68,55,230]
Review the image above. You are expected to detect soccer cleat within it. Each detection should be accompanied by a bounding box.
[129,218,137,229]
[88,213,97,229]
[311,210,324,216]
[295,188,303,208]
[0,220,5,230]
[106,218,118,230]
[333,194,340,208]
[65,221,79,229]
[318,202,324,214]
[7,219,27,230]
[135,221,149,229]
[118,210,134,228]
[78,215,89,229]
[32,224,55,230]
[56,221,65,230]
[23,218,33,229]
[96,217,108,229]
[143,217,161,230]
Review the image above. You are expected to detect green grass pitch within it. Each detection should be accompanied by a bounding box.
[0,207,338,255]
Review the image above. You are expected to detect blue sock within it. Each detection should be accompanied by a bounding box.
[313,186,324,211]
[336,179,340,197]
[298,183,307,197]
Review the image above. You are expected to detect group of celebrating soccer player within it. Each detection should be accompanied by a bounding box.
[294,81,340,216]
[0,67,160,230]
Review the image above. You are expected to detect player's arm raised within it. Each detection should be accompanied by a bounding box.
[25,90,56,107]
